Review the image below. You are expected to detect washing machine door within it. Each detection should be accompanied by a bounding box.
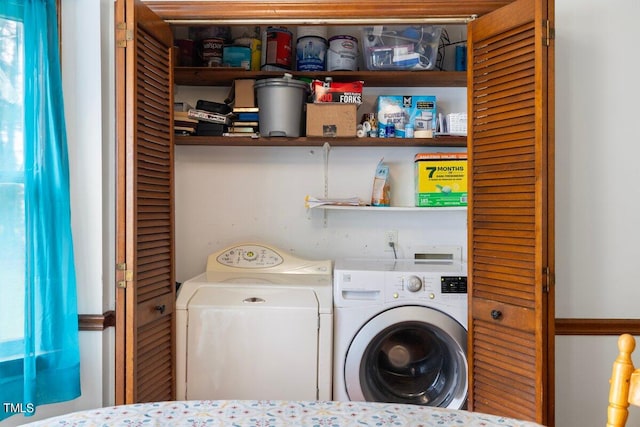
[344,305,467,409]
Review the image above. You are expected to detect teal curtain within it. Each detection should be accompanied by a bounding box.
[0,0,81,420]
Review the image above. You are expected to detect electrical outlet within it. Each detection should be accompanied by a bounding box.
[384,230,398,251]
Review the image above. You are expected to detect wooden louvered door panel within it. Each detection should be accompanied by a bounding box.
[467,0,554,425]
[115,0,175,404]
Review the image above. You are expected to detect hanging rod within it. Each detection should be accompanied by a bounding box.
[165,16,476,26]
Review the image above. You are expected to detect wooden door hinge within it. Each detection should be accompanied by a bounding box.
[116,22,133,48]
[543,266,551,293]
[543,20,554,47]
[116,262,133,288]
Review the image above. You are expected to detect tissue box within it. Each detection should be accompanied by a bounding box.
[306,103,357,137]
[415,152,468,207]
[376,95,437,138]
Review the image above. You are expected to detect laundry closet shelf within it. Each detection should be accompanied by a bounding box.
[174,135,467,147]
[174,68,467,87]
[309,205,467,212]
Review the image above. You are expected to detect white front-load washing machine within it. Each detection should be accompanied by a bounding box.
[176,243,333,401]
[333,258,468,409]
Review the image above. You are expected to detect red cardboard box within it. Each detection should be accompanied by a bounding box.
[311,80,363,105]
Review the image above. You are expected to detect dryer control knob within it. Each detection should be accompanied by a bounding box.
[406,275,422,292]
[243,250,258,261]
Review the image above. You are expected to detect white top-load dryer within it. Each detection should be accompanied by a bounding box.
[176,243,333,401]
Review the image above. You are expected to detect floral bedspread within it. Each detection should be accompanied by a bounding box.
[20,400,545,427]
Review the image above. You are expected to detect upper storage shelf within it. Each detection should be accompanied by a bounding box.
[174,135,467,147]
[145,0,513,24]
[174,68,467,88]
[159,0,495,148]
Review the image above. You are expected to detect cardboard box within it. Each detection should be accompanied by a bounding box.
[377,95,436,138]
[415,152,468,207]
[306,103,357,137]
[232,79,256,108]
[311,80,363,105]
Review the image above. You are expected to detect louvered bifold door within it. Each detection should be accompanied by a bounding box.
[115,0,175,405]
[467,0,554,425]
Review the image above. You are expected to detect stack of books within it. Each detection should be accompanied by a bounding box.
[225,106,259,137]
[189,100,233,136]
[174,93,260,137]
[222,79,259,138]
[174,102,197,135]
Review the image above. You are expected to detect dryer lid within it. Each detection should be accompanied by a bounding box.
[206,243,332,275]
[177,243,333,313]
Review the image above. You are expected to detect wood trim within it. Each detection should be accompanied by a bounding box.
[145,0,513,22]
[78,313,640,334]
[555,318,640,336]
[78,311,116,331]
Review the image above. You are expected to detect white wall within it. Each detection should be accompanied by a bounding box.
[555,0,640,426]
[174,86,468,282]
[555,0,640,319]
[0,0,115,425]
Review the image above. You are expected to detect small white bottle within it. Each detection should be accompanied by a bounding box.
[405,123,414,138]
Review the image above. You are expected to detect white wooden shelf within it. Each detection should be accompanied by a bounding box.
[309,205,467,212]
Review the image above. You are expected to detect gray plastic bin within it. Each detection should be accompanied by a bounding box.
[255,76,309,137]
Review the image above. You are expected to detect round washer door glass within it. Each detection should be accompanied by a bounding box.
[345,305,467,409]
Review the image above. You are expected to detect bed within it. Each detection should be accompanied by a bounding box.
[19,400,545,426]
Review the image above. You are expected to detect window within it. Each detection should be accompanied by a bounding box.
[0,9,25,362]
[0,1,80,420]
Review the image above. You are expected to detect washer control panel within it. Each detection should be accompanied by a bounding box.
[441,276,468,294]
[388,272,467,302]
[215,244,284,268]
